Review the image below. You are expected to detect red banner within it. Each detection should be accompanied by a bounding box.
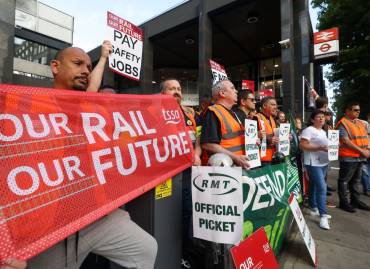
[230,227,279,269]
[0,84,193,262]
[242,80,255,92]
[259,88,273,99]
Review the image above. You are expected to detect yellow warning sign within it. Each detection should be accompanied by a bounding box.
[155,178,172,200]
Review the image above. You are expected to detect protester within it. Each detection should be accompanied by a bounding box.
[294,116,303,137]
[195,94,211,126]
[200,80,249,169]
[324,110,334,130]
[336,101,370,212]
[232,89,256,124]
[315,96,329,112]
[312,94,336,194]
[25,47,158,269]
[276,110,287,126]
[300,110,331,230]
[256,97,279,165]
[160,79,201,166]
[159,78,201,268]
[360,113,370,196]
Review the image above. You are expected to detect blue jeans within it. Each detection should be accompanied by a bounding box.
[361,162,370,193]
[305,165,328,215]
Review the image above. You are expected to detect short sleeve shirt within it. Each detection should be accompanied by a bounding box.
[200,105,241,145]
[301,126,329,166]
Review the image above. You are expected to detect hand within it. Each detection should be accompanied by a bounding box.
[318,145,328,152]
[193,154,201,166]
[0,259,27,269]
[232,155,250,169]
[256,138,261,146]
[100,40,113,59]
[310,88,318,100]
[258,130,266,139]
[271,136,279,145]
[360,149,370,158]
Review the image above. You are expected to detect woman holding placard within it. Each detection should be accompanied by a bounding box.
[299,110,331,230]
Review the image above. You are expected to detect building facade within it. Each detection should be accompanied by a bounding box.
[90,0,319,116]
[0,0,73,87]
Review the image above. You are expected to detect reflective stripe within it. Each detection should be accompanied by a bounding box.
[208,105,245,156]
[212,105,233,134]
[225,144,245,152]
[222,130,244,139]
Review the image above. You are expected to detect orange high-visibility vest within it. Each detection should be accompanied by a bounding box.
[336,116,369,157]
[206,104,245,156]
[256,113,277,162]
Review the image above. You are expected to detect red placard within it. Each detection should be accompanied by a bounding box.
[259,88,273,99]
[314,27,339,44]
[107,11,143,41]
[242,80,255,92]
[209,59,226,73]
[0,84,193,262]
[231,227,279,269]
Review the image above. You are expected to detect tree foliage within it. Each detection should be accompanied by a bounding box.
[312,0,370,118]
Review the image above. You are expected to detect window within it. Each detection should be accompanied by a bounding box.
[14,37,57,65]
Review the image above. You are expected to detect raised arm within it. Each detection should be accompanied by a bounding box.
[86,40,113,92]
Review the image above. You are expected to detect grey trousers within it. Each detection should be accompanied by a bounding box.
[28,209,157,269]
[338,161,363,204]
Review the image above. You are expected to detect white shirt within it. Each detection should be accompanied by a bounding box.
[301,126,329,166]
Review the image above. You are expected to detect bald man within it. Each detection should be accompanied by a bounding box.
[25,47,158,269]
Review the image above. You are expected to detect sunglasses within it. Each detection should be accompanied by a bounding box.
[352,109,360,112]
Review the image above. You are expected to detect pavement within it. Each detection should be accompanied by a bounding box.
[279,163,370,269]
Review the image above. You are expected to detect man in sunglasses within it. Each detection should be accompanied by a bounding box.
[232,89,256,124]
[336,101,370,212]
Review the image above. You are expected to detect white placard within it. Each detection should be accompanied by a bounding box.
[259,120,267,157]
[192,166,243,244]
[209,59,228,85]
[278,123,290,156]
[328,130,339,161]
[107,11,143,81]
[245,119,261,168]
[289,194,317,266]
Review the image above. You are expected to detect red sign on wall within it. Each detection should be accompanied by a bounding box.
[0,84,193,262]
[230,227,279,269]
[314,27,339,44]
[242,80,255,92]
[259,88,273,99]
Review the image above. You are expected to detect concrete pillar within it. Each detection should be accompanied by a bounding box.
[294,0,311,117]
[140,24,154,94]
[197,0,212,100]
[0,0,15,84]
[280,0,296,111]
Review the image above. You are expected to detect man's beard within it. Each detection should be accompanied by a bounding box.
[72,84,88,91]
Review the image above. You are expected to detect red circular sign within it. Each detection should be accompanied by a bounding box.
[319,43,331,52]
